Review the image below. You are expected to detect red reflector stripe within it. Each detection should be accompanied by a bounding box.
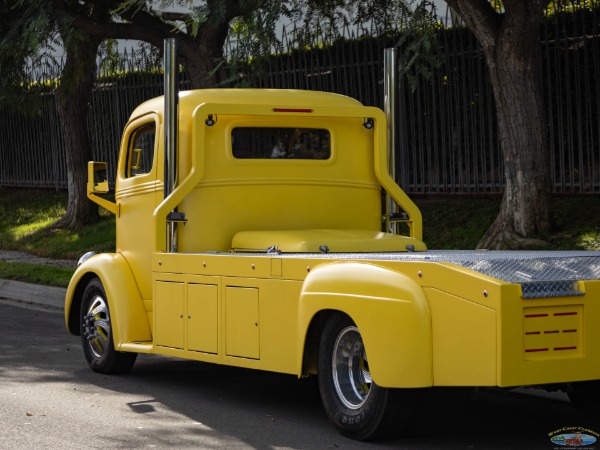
[544,330,559,334]
[525,348,549,353]
[272,108,313,113]
[562,329,577,333]
[554,312,577,316]
[525,331,541,335]
[554,346,577,351]
[525,314,548,318]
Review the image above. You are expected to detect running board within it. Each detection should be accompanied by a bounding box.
[119,342,154,353]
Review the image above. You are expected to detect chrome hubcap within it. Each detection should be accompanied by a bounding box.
[332,326,372,409]
[83,295,111,359]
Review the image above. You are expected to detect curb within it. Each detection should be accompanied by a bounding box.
[0,278,65,312]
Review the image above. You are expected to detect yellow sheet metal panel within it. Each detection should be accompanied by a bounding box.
[298,262,432,388]
[255,279,302,373]
[154,281,185,349]
[416,262,504,310]
[65,253,151,346]
[225,286,260,359]
[232,229,426,253]
[497,281,600,387]
[425,288,496,386]
[178,112,384,252]
[187,283,219,354]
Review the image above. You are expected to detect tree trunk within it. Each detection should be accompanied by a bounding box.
[53,32,101,229]
[477,40,551,249]
[180,23,230,88]
[447,1,551,249]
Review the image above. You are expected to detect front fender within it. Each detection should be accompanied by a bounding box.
[298,262,432,388]
[65,253,151,347]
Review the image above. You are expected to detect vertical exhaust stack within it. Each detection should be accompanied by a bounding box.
[164,38,179,252]
[164,38,178,200]
[383,47,397,234]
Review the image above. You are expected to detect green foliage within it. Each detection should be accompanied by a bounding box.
[0,0,59,110]
[97,40,163,78]
[396,1,442,91]
[226,0,442,88]
[545,0,599,16]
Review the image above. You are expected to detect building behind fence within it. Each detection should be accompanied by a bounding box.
[1,4,599,194]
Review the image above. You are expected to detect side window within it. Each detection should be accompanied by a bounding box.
[125,123,155,178]
[232,127,331,160]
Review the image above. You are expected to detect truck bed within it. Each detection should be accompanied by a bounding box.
[231,249,600,295]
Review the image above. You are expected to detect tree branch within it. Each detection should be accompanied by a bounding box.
[445,0,501,52]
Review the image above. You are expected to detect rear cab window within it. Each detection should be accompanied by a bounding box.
[232,127,331,160]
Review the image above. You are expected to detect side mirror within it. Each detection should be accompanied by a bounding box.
[88,161,110,194]
[87,161,119,215]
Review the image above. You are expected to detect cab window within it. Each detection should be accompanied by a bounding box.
[232,127,330,160]
[125,122,155,177]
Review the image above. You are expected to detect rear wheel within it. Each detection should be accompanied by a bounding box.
[317,313,420,441]
[80,277,137,374]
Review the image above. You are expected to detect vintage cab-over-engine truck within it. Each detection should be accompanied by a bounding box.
[65,45,600,441]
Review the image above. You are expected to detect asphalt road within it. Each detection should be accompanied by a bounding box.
[1,301,597,450]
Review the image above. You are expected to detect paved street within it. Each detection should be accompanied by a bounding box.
[0,300,596,449]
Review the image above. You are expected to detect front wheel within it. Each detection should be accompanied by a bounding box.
[317,313,420,441]
[80,277,137,374]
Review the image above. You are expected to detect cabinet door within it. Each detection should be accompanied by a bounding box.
[187,283,218,354]
[154,281,184,349]
[225,286,259,359]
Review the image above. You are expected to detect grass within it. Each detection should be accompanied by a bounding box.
[0,187,599,287]
[417,195,600,251]
[0,261,74,287]
[0,188,115,259]
[0,187,116,287]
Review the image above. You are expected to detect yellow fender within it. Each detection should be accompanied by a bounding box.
[298,262,433,388]
[65,253,152,348]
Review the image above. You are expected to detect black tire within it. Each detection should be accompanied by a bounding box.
[317,313,420,441]
[80,277,137,374]
[567,380,600,424]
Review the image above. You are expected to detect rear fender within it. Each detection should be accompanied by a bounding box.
[298,262,432,388]
[65,253,151,347]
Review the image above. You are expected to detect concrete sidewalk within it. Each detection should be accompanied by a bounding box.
[0,250,72,311]
[0,278,65,312]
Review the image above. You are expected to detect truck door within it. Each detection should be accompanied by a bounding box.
[116,114,161,301]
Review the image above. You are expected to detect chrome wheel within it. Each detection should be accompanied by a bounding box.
[80,277,136,374]
[318,313,421,440]
[332,326,372,409]
[82,294,111,359]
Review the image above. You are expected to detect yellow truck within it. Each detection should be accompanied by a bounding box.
[65,57,600,440]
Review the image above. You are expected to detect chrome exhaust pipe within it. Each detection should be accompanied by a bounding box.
[164,38,179,252]
[383,47,397,233]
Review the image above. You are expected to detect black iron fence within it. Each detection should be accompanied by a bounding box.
[1,3,599,194]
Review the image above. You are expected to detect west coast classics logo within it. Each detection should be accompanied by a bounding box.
[549,427,598,448]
